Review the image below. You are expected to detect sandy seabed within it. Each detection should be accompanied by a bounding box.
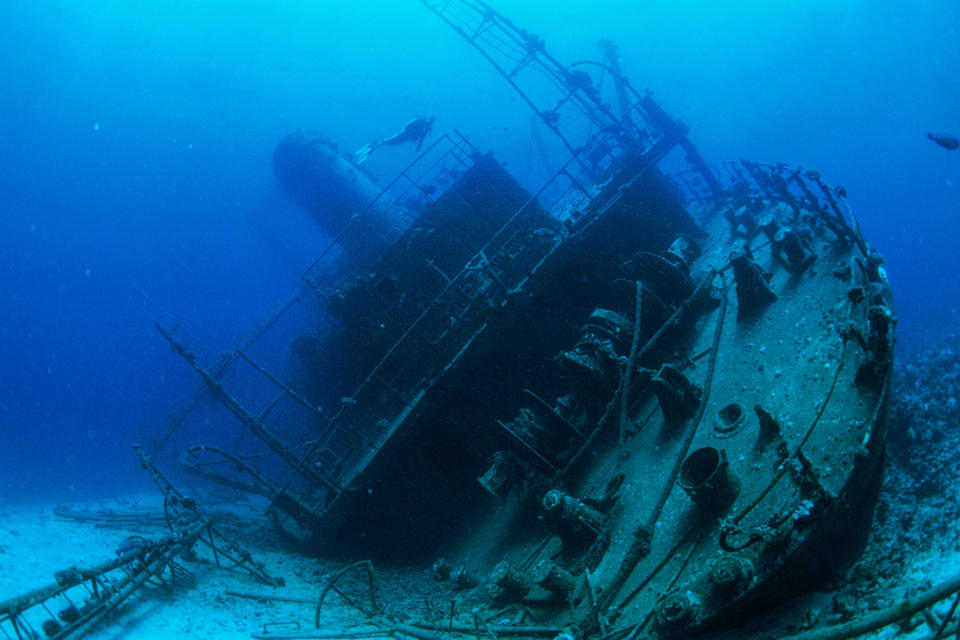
[2,490,959,640]
[0,493,369,640]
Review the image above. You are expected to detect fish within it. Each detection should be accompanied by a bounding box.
[927,132,959,150]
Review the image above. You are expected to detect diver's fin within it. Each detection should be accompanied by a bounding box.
[354,140,379,164]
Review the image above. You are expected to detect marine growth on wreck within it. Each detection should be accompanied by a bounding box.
[1,1,918,639]
[145,1,897,637]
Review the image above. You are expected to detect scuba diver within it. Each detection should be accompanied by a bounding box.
[355,114,435,164]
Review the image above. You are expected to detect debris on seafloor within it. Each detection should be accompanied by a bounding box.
[0,447,280,640]
[14,1,960,639]
[239,561,960,640]
[0,525,204,640]
[53,505,167,528]
[134,1,906,638]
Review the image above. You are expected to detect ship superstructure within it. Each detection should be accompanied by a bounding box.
[146,2,894,636]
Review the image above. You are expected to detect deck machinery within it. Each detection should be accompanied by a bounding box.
[152,1,894,637]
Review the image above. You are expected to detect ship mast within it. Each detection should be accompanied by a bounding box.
[419,0,721,192]
[598,39,634,132]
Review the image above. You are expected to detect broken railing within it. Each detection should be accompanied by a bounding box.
[132,445,284,587]
[300,131,480,297]
[151,113,704,540]
[144,131,479,461]
[671,159,866,250]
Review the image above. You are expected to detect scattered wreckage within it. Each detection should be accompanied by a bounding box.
[0,448,279,639]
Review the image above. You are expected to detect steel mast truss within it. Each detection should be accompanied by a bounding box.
[419,0,692,177]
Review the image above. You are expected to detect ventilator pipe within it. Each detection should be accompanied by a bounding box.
[678,447,740,513]
[531,560,576,598]
[709,555,755,594]
[655,590,702,630]
[730,248,777,320]
[489,561,532,601]
[663,235,701,272]
[451,566,479,589]
[541,489,605,531]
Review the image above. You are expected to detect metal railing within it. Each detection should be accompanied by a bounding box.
[670,159,861,244]
[300,131,480,296]
[419,0,682,181]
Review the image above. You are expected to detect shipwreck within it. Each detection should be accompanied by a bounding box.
[136,1,896,637]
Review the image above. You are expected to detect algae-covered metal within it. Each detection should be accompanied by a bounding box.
[151,2,894,636]
[440,162,894,637]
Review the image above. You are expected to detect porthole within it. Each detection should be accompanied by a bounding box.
[714,402,747,437]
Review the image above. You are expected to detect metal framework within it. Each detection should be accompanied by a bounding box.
[144,2,725,540]
[0,450,278,640]
[144,132,480,459]
[418,0,720,193]
[670,159,864,250]
[0,524,205,640]
[420,0,639,156]
[300,131,481,296]
[148,131,488,522]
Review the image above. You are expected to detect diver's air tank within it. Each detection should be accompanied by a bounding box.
[272,130,412,262]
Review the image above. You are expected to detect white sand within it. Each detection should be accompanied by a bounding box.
[3,494,959,640]
[0,495,367,640]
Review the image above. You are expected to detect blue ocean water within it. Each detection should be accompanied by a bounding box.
[0,0,957,500]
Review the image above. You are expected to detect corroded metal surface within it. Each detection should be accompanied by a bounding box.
[147,4,894,636]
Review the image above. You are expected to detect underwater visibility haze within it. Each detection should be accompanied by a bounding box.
[3,3,960,639]
[0,0,958,505]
